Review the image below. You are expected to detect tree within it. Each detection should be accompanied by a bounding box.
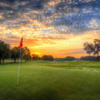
[48,55,54,61]
[0,40,11,63]
[83,39,100,61]
[11,46,20,62]
[41,55,54,61]
[64,56,75,61]
[83,42,94,57]
[22,54,31,62]
[22,47,31,62]
[42,55,49,61]
[31,54,39,60]
[93,39,100,57]
[2,43,11,63]
[0,41,4,63]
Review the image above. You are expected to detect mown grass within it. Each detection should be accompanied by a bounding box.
[0,60,100,100]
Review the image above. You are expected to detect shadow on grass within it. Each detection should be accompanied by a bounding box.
[0,61,24,65]
[3,88,63,100]
[33,88,62,100]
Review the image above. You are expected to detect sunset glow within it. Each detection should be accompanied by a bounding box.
[0,0,100,58]
[32,52,42,55]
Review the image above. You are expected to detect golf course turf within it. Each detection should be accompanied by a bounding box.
[0,60,100,100]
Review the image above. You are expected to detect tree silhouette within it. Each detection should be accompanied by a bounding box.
[0,40,10,63]
[31,54,39,60]
[2,43,11,63]
[93,39,100,57]
[22,47,31,62]
[83,42,94,56]
[41,55,54,61]
[11,46,20,62]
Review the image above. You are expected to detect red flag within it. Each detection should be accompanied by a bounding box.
[19,37,23,49]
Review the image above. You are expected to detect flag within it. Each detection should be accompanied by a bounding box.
[19,37,23,49]
[17,37,23,86]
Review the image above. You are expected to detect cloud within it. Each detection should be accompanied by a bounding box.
[40,0,100,33]
[0,0,50,21]
[65,50,86,54]
[70,0,100,9]
[88,18,100,29]
[0,0,100,37]
[61,48,86,55]
[41,35,66,40]
[2,11,20,20]
[55,2,76,14]
[4,0,51,10]
[48,8,100,33]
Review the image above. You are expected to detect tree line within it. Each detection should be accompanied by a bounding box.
[0,40,54,64]
[55,56,75,61]
[80,56,100,61]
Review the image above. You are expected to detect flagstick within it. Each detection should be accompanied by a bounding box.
[17,49,21,86]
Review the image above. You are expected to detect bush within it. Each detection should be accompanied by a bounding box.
[64,56,75,61]
[42,55,54,61]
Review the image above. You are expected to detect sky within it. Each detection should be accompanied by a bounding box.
[0,0,100,58]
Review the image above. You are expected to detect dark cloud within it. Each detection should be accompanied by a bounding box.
[17,1,43,11]
[44,10,52,17]
[29,14,42,21]
[0,0,50,10]
[0,5,20,23]
[0,0,100,34]
[70,0,100,9]
[26,0,43,10]
[46,1,100,33]
[0,0,50,21]
[18,0,50,10]
[0,0,29,4]
[17,20,30,25]
[0,19,5,24]
[56,2,74,14]
[56,0,100,11]
[53,0,100,16]
[2,11,20,20]
[0,0,50,4]
[0,6,15,12]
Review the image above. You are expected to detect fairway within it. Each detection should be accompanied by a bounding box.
[0,61,100,100]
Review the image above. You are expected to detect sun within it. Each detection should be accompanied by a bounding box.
[32,52,41,55]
